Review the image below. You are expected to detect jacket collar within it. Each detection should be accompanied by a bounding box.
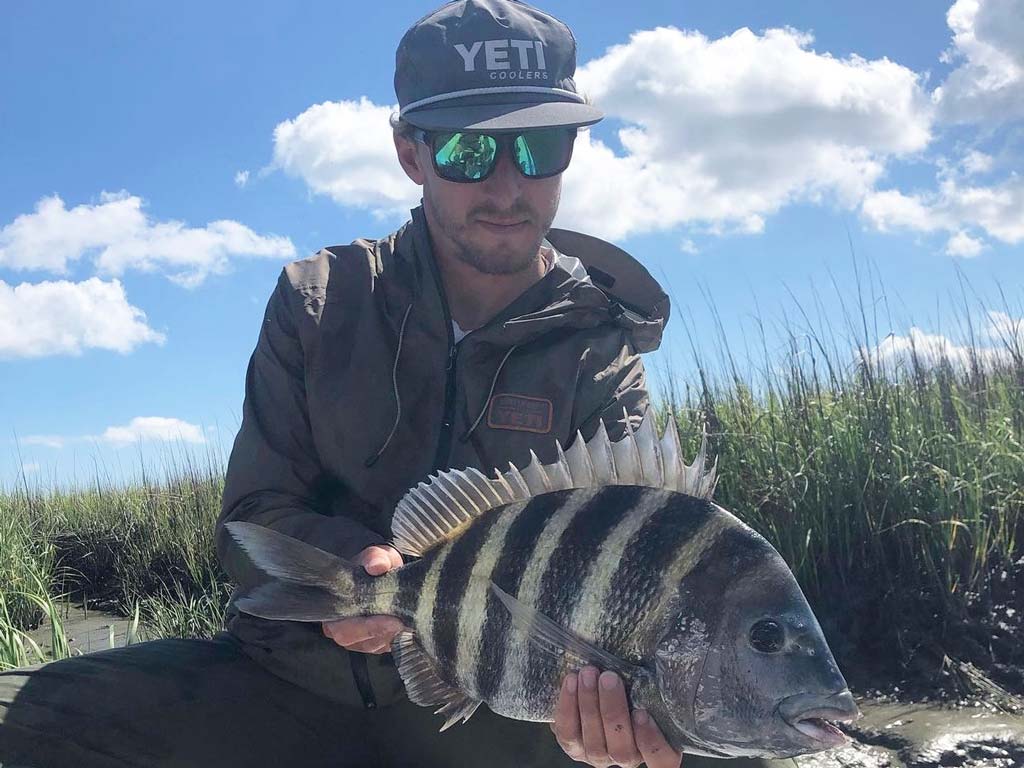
[399,202,668,353]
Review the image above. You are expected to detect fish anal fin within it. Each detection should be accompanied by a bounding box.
[391,631,481,730]
[489,582,639,680]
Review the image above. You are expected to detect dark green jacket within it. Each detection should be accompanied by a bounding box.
[215,202,669,706]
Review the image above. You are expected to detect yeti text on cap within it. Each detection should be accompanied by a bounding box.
[454,39,551,80]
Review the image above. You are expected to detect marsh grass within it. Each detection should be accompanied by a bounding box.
[1,271,1021,694]
[0,446,227,668]
[658,268,1024,691]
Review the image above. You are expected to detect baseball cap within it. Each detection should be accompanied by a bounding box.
[394,0,603,132]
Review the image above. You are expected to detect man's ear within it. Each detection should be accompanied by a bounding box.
[394,133,426,185]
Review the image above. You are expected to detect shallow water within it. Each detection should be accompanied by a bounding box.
[797,699,1024,768]
[25,603,133,656]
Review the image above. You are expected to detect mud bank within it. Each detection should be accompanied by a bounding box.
[25,604,133,656]
[796,700,1024,768]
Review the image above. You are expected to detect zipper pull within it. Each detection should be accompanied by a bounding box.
[446,344,458,371]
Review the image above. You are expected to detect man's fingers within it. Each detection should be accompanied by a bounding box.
[633,710,683,768]
[346,637,394,654]
[578,666,609,764]
[384,546,404,571]
[550,673,584,760]
[598,672,642,767]
[321,615,404,649]
[359,545,400,576]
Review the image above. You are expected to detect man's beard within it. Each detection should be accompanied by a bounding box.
[430,199,553,276]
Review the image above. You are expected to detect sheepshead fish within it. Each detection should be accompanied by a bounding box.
[226,412,860,759]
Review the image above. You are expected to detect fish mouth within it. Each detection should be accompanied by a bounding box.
[778,691,861,749]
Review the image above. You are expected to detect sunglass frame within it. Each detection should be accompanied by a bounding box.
[410,127,577,183]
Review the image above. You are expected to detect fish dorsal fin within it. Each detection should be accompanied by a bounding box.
[391,409,717,557]
[391,630,481,730]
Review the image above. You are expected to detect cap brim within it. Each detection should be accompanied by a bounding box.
[402,100,603,133]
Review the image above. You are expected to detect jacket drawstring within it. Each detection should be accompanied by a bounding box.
[459,344,519,442]
[364,302,414,468]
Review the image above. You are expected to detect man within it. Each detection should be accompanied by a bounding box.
[217,1,688,764]
[0,1,776,766]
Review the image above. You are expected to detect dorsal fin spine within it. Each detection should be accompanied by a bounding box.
[548,443,573,491]
[489,470,516,504]
[504,463,530,497]
[407,493,447,537]
[391,410,718,557]
[422,484,462,527]
[465,467,502,507]
[438,472,480,516]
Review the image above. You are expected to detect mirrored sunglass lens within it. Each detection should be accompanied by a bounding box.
[434,132,497,180]
[514,130,572,176]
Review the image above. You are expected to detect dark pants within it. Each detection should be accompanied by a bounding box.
[0,635,786,767]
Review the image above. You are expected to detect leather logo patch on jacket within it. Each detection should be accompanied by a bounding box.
[486,393,553,434]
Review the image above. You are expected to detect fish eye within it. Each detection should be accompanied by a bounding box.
[749,619,786,653]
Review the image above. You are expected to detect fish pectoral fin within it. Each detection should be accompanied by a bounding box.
[235,581,346,622]
[391,630,482,731]
[490,582,639,679]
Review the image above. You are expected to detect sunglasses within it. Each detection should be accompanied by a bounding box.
[411,127,577,183]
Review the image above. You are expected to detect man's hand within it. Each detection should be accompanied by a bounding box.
[321,544,404,654]
[551,666,682,768]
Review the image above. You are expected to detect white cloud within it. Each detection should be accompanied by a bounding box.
[0,191,297,287]
[100,416,205,446]
[861,174,1024,247]
[679,238,699,254]
[20,462,40,474]
[934,0,1024,124]
[268,22,1022,254]
[0,278,165,359]
[552,25,933,239]
[269,28,933,241]
[961,149,995,175]
[234,170,250,188]
[272,98,418,219]
[864,326,1013,370]
[21,435,66,449]
[945,230,985,256]
[984,310,1024,343]
[21,416,206,449]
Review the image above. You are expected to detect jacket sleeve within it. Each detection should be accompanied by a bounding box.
[573,331,651,444]
[216,269,387,589]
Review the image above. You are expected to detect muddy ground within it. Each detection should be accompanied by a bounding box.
[795,699,1024,768]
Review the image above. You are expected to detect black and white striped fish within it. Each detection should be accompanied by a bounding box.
[226,412,860,760]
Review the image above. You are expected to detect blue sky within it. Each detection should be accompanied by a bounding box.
[2,0,1022,488]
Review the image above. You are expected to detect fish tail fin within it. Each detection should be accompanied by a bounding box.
[235,580,351,622]
[225,521,366,622]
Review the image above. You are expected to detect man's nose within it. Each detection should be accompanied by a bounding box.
[482,143,525,198]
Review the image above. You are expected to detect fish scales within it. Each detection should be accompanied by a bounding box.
[453,500,526,699]
[430,503,504,688]
[521,486,656,713]
[594,494,723,659]
[475,491,568,702]
[491,487,601,718]
[394,558,426,619]
[564,489,678,661]
[623,507,732,653]
[413,538,451,660]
